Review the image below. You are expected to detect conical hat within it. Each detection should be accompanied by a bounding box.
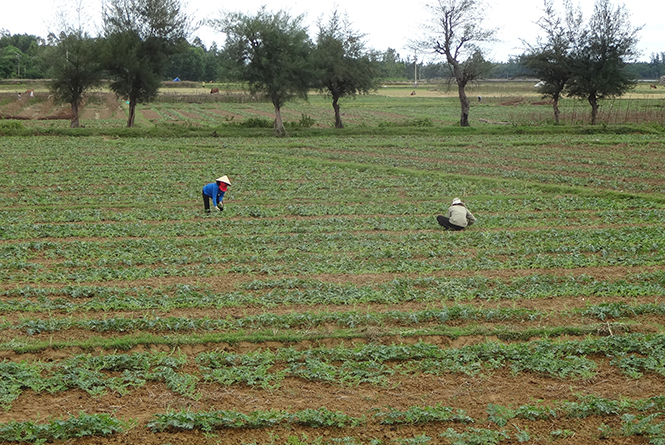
[216,175,231,185]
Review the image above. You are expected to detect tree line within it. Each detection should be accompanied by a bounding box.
[0,0,657,132]
[4,31,662,83]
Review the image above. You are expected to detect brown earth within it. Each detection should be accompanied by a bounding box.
[0,259,663,444]
[0,344,661,444]
[0,92,122,121]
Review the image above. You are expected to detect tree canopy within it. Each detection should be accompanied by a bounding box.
[313,9,379,128]
[45,0,102,128]
[524,0,641,125]
[214,7,313,136]
[101,0,190,127]
[521,0,583,124]
[0,32,44,78]
[46,31,102,128]
[566,0,641,124]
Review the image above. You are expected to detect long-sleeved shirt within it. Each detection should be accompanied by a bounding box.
[447,204,477,228]
[202,182,226,206]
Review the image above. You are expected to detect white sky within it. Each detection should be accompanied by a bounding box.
[1,0,663,63]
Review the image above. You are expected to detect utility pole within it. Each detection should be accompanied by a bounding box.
[413,51,418,87]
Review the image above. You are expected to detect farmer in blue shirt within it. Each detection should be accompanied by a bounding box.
[202,175,231,212]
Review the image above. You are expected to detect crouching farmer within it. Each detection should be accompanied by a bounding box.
[202,175,231,212]
[437,198,476,231]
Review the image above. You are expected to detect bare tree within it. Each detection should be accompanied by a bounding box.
[426,0,496,127]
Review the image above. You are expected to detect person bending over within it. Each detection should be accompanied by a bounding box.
[202,175,231,212]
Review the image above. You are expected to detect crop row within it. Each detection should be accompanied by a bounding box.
[264,133,664,168]
[4,301,665,337]
[0,413,128,443]
[193,333,665,384]
[2,194,660,227]
[3,206,665,243]
[1,138,544,206]
[260,138,665,181]
[2,229,663,282]
[2,395,664,444]
[0,352,192,407]
[2,334,664,405]
[257,143,665,194]
[2,271,663,312]
[4,224,664,262]
[149,395,665,438]
[3,132,664,164]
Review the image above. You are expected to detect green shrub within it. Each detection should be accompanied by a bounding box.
[0,120,25,135]
[378,118,434,128]
[292,113,315,127]
[240,117,274,128]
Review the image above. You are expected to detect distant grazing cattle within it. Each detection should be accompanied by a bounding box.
[410,91,416,96]
[210,88,220,94]
[650,85,657,89]
[25,89,34,97]
[534,81,545,88]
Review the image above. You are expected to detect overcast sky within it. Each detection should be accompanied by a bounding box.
[1,0,663,63]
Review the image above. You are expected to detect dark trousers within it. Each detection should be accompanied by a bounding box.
[437,215,465,231]
[202,193,212,212]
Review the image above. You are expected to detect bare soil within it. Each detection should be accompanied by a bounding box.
[0,92,122,121]
[0,259,662,444]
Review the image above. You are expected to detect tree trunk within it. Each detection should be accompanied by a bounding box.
[127,97,137,128]
[70,101,80,129]
[332,96,343,129]
[588,94,599,125]
[458,82,470,127]
[274,104,287,137]
[553,98,560,125]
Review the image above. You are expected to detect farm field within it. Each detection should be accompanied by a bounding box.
[2,80,665,129]
[1,97,665,443]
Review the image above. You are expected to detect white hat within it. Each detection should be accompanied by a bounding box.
[216,175,231,185]
[452,198,462,205]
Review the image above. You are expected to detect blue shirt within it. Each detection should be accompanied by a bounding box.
[202,182,226,206]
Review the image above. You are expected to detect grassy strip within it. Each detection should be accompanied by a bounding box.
[0,323,609,354]
[3,224,665,280]
[1,121,662,138]
[147,404,472,431]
